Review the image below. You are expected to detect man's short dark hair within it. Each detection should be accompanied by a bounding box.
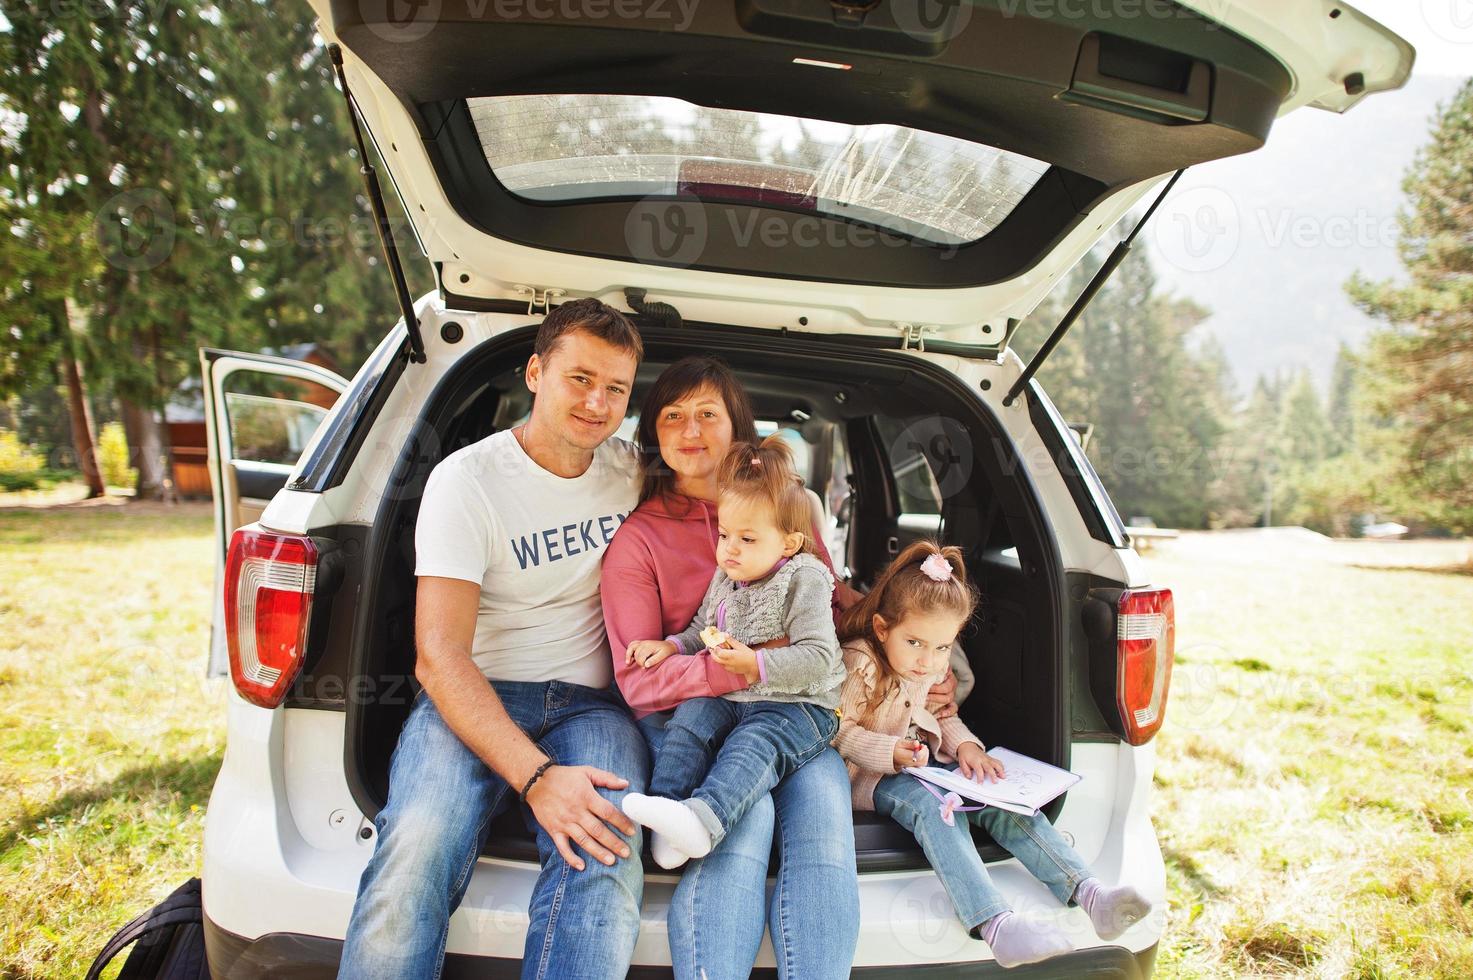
[534,298,644,365]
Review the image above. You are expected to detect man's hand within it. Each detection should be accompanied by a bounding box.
[893,737,929,770]
[708,636,760,683]
[626,639,677,669]
[926,669,959,720]
[523,765,637,872]
[956,742,1005,783]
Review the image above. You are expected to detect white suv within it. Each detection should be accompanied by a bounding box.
[196,2,1410,975]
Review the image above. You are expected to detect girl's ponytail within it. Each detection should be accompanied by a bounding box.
[718,434,815,554]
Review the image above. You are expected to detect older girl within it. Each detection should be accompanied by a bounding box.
[835,541,1152,968]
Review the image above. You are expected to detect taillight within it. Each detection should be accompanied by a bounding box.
[1115,589,1174,745]
[223,529,318,708]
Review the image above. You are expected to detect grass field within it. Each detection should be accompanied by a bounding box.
[1,503,1469,977]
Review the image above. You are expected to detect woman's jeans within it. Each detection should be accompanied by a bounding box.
[649,696,841,848]
[640,712,859,980]
[338,682,650,980]
[872,770,1093,934]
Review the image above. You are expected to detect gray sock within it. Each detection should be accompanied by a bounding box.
[1074,877,1152,941]
[976,910,1074,968]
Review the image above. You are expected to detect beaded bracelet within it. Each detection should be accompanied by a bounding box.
[519,759,555,802]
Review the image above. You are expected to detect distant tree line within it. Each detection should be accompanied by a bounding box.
[0,0,424,498]
[1019,78,1471,537]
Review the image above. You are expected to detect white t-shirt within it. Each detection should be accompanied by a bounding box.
[414,429,641,686]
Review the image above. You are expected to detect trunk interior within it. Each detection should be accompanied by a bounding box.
[340,321,1069,872]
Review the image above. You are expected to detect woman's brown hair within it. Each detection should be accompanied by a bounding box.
[837,540,978,725]
[636,356,758,504]
[718,435,817,556]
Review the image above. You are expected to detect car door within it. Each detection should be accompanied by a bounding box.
[200,348,347,675]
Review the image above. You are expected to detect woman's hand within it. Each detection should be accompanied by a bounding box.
[626,639,678,669]
[926,669,959,720]
[708,636,759,683]
[956,742,1005,783]
[834,581,865,612]
[893,737,929,770]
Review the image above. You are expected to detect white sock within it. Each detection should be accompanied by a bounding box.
[620,793,713,860]
[648,831,689,870]
[1074,877,1152,940]
[977,910,1073,968]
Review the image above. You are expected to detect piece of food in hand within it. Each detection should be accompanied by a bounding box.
[700,625,728,649]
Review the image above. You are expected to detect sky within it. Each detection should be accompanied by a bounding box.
[1136,2,1471,394]
[1350,0,1473,77]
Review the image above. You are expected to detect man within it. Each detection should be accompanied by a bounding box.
[338,298,648,978]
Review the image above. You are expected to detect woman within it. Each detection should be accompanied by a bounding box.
[602,356,957,977]
[601,356,859,979]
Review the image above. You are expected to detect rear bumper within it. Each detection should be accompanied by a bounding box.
[204,916,1156,978]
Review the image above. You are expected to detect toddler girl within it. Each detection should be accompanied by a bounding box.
[620,436,847,868]
[834,540,1152,968]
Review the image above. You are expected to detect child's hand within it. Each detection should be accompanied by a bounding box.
[957,742,1005,783]
[626,639,677,669]
[708,637,759,682]
[893,738,929,770]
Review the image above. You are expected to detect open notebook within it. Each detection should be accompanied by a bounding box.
[903,747,1082,817]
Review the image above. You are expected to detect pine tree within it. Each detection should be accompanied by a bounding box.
[1326,344,1357,457]
[1346,78,1473,531]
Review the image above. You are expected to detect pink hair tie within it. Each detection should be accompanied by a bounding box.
[750,457,763,467]
[920,553,953,582]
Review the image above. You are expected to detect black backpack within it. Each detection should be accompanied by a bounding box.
[86,878,210,980]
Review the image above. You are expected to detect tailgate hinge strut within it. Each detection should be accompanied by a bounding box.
[515,285,567,315]
[897,322,931,352]
[328,44,426,365]
[1003,169,1185,407]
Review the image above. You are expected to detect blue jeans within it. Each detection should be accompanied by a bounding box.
[650,697,840,848]
[641,713,859,980]
[338,681,649,980]
[872,770,1093,934]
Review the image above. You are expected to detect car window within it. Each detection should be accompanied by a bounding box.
[873,415,945,519]
[223,374,337,466]
[471,94,1048,246]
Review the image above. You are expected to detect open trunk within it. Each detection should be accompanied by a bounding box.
[332,321,1071,871]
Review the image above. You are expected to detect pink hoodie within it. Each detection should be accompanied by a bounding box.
[601,491,840,718]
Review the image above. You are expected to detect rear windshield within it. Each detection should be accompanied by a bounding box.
[470,94,1048,246]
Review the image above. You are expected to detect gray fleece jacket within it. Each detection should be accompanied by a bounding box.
[669,552,846,711]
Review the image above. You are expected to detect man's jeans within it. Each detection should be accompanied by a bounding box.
[649,696,841,848]
[872,771,1093,934]
[338,681,649,980]
[640,713,860,980]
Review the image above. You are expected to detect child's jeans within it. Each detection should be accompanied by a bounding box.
[649,696,840,849]
[871,770,1093,934]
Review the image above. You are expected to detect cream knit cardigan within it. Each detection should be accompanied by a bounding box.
[833,638,985,811]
